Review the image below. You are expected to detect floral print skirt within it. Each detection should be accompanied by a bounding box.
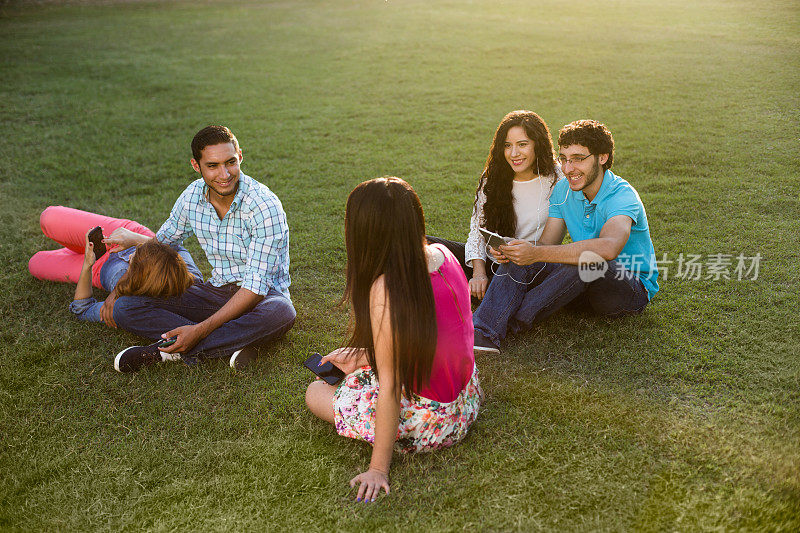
[333,364,483,453]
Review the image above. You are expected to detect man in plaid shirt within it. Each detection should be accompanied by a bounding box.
[102,125,296,372]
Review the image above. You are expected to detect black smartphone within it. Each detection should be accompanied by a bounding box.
[87,226,107,259]
[303,352,345,386]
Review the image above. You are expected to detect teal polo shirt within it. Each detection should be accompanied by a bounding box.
[549,169,659,299]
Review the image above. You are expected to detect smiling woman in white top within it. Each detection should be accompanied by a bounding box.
[428,110,564,300]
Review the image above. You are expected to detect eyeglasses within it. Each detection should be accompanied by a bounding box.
[557,153,593,166]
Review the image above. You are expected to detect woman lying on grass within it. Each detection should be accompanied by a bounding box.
[72,233,197,324]
[29,206,200,324]
[305,177,483,502]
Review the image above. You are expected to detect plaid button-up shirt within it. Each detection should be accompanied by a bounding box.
[156,173,291,298]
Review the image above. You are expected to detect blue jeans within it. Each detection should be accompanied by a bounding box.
[113,282,296,363]
[473,260,649,347]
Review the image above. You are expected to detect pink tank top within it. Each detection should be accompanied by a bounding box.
[414,244,475,403]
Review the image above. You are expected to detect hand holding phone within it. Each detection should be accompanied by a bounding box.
[157,337,177,348]
[82,233,97,268]
[87,226,107,259]
[303,352,346,386]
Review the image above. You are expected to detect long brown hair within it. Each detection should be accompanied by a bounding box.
[115,241,194,299]
[343,177,436,399]
[477,110,557,236]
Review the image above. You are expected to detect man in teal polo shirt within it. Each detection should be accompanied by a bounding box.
[473,119,658,353]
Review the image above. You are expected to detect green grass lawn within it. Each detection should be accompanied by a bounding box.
[1,0,798,530]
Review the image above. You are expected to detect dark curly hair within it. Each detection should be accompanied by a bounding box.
[191,125,239,162]
[476,110,557,237]
[558,120,614,170]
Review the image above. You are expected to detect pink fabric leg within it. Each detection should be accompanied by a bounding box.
[29,248,86,285]
[31,206,156,289]
[39,205,155,253]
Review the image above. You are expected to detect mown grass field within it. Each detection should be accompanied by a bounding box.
[1,0,798,530]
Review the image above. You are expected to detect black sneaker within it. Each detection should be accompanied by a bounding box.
[474,330,500,354]
[229,346,258,370]
[114,343,164,373]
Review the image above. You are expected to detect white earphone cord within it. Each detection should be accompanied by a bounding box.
[486,160,570,285]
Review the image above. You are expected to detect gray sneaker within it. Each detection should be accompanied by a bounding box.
[473,331,500,354]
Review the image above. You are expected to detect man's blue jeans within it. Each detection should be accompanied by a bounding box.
[113,282,296,363]
[473,260,649,347]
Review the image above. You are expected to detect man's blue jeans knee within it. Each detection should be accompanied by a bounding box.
[585,260,649,317]
[114,282,296,361]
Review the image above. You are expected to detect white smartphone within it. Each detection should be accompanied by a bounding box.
[478,227,512,250]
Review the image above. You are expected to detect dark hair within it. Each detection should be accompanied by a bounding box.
[115,241,194,299]
[558,120,614,170]
[476,110,557,236]
[191,125,239,162]
[343,177,436,399]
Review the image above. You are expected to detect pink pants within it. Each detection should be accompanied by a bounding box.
[28,206,155,289]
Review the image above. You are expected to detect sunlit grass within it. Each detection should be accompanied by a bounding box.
[1,0,798,530]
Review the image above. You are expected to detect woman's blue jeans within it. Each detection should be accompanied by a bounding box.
[473,260,649,347]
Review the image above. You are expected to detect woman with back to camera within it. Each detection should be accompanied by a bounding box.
[305,177,483,502]
[428,110,563,326]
